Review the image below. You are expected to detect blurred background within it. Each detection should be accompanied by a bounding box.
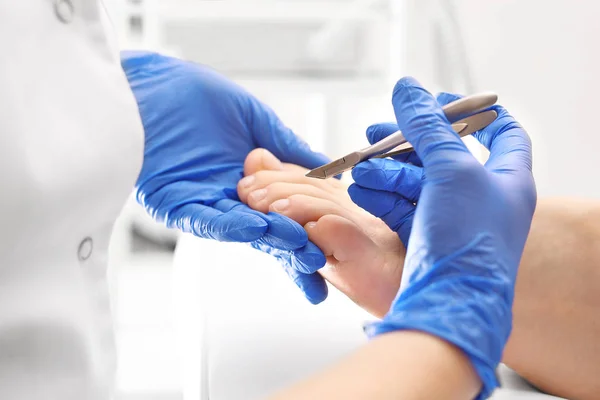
[104,1,600,399]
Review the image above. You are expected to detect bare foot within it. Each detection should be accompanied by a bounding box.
[237,149,404,318]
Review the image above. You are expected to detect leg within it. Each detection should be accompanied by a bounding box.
[240,150,600,399]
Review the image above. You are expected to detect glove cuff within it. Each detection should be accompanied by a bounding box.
[365,314,503,400]
[366,234,513,399]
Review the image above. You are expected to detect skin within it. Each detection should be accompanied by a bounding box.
[238,148,600,400]
[269,331,481,400]
[238,149,405,318]
[503,198,600,399]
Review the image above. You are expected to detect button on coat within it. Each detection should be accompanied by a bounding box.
[0,1,144,399]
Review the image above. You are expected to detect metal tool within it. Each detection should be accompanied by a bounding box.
[305,93,498,179]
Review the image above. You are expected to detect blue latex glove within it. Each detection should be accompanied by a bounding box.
[348,148,422,247]
[121,51,329,304]
[351,78,536,399]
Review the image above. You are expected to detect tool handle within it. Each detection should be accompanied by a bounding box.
[442,92,497,122]
[357,130,407,160]
[359,92,497,160]
[373,122,468,159]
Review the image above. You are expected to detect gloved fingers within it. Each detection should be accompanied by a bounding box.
[213,198,308,250]
[286,267,328,305]
[248,98,331,170]
[391,77,472,167]
[167,202,267,242]
[285,267,329,305]
[435,91,463,107]
[215,198,327,273]
[251,233,326,274]
[348,184,415,246]
[476,109,534,178]
[268,194,359,227]
[251,240,328,304]
[253,211,327,276]
[366,122,423,166]
[242,182,341,214]
[436,92,533,174]
[366,122,397,144]
[351,158,423,203]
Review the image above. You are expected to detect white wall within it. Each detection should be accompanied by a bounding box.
[403,0,600,198]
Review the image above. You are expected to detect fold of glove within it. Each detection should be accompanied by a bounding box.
[121,51,329,303]
[348,160,421,246]
[353,78,536,399]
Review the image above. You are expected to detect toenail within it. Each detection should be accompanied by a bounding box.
[239,175,255,188]
[249,188,267,202]
[305,221,317,229]
[271,199,290,212]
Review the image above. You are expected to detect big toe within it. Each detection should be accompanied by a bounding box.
[244,148,283,175]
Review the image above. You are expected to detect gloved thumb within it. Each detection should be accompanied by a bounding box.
[365,122,423,167]
[392,77,471,167]
[437,92,534,180]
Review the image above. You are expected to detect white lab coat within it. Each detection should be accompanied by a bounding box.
[0,1,144,399]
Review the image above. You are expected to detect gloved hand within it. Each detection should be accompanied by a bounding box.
[121,51,329,304]
[351,78,536,399]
